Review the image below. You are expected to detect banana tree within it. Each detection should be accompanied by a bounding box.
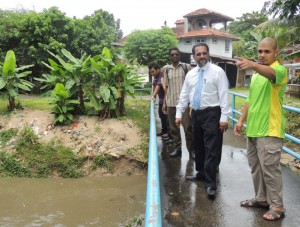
[38,49,91,114]
[87,47,142,118]
[50,83,79,125]
[0,50,34,110]
[249,18,298,60]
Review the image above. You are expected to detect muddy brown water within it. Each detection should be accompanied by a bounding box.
[0,176,146,226]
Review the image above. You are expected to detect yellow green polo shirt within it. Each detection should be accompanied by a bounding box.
[246,61,288,138]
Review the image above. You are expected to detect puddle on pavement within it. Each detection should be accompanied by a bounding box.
[0,175,146,226]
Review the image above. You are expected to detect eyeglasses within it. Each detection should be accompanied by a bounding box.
[195,52,208,56]
[258,50,272,54]
[170,53,179,56]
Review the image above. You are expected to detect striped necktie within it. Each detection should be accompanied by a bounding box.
[192,68,204,110]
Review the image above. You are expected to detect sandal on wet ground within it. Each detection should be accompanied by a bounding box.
[240,198,269,208]
[263,208,286,221]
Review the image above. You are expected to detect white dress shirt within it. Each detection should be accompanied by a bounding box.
[176,62,231,122]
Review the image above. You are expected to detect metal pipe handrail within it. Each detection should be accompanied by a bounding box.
[145,100,162,226]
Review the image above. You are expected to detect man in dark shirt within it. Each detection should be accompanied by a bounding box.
[149,62,168,137]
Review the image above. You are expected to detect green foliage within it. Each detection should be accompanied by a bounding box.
[227,11,268,58]
[0,50,34,110]
[0,7,122,87]
[0,151,31,177]
[10,126,85,178]
[124,215,144,227]
[251,17,300,58]
[86,47,143,118]
[72,9,121,57]
[133,216,144,226]
[228,9,299,59]
[39,48,92,114]
[285,111,300,138]
[262,0,300,21]
[40,46,143,119]
[92,154,114,171]
[0,10,24,59]
[50,83,79,125]
[124,27,178,66]
[250,25,297,51]
[0,128,18,145]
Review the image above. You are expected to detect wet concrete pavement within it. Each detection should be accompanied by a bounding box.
[155,106,300,227]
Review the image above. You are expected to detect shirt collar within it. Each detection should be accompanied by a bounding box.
[197,62,209,71]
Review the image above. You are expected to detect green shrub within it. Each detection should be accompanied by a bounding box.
[92,154,114,171]
[0,128,18,145]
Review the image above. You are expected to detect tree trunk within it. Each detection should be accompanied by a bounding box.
[118,90,125,116]
[78,83,85,114]
[8,96,15,111]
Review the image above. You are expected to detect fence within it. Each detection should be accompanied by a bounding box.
[230,92,300,160]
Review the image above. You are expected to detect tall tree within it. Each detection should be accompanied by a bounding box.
[253,17,299,46]
[123,27,178,66]
[262,0,300,21]
[0,10,25,60]
[71,9,121,58]
[227,11,268,58]
[16,7,75,81]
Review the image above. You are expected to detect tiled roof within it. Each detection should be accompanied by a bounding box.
[171,27,185,37]
[178,28,239,40]
[175,19,185,24]
[184,8,234,21]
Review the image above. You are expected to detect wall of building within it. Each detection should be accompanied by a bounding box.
[178,37,233,58]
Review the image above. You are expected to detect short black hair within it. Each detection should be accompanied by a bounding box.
[192,43,209,55]
[148,62,160,70]
[168,47,180,55]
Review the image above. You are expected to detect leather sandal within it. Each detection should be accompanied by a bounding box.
[240,198,269,209]
[263,208,286,221]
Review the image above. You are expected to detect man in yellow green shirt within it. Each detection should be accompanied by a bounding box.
[234,37,288,221]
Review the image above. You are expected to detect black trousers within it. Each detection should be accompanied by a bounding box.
[158,103,168,134]
[192,106,223,189]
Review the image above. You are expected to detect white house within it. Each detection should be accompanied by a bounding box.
[171,8,240,87]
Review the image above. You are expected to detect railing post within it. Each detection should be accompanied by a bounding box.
[231,94,236,129]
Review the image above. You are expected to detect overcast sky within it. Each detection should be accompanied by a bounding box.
[1,0,266,36]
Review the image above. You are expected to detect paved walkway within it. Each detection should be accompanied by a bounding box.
[155,105,300,227]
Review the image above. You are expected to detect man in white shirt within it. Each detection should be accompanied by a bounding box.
[175,43,231,198]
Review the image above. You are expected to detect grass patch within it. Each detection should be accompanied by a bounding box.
[123,98,150,135]
[92,154,114,171]
[0,128,18,145]
[0,126,85,178]
[22,97,53,110]
[0,95,52,113]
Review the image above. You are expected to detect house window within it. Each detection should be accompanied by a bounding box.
[196,37,206,43]
[212,38,217,44]
[185,39,192,45]
[225,40,230,52]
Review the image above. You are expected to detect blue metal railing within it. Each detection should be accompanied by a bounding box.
[145,100,162,226]
[230,92,300,160]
